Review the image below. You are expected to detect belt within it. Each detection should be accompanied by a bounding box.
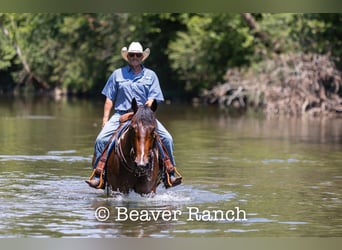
[116,110,132,115]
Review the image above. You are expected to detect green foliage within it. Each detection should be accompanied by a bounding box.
[0,14,19,70]
[168,13,255,93]
[0,13,341,97]
[0,13,131,93]
[298,14,342,65]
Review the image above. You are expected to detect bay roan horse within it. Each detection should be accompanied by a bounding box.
[106,98,163,195]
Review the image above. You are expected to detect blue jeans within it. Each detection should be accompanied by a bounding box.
[93,112,176,168]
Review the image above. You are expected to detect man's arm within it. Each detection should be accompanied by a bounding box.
[102,97,113,127]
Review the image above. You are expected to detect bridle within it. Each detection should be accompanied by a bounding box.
[115,120,158,177]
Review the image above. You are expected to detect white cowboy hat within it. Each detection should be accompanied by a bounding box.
[121,42,150,62]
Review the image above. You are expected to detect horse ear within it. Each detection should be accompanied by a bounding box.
[150,99,157,112]
[132,98,138,113]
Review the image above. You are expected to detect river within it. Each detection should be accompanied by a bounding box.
[0,96,341,237]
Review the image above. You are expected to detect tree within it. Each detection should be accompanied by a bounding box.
[168,13,255,95]
[0,13,131,94]
[0,13,341,99]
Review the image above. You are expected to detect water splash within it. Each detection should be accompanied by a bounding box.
[107,184,236,208]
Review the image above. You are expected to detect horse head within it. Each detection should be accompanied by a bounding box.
[130,98,158,168]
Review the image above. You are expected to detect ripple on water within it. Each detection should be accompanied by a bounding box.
[224,229,259,233]
[278,221,308,225]
[0,154,91,162]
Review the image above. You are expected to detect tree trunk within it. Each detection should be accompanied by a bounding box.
[241,13,281,53]
[0,19,50,90]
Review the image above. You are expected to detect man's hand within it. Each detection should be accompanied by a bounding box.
[102,118,108,128]
[145,99,154,107]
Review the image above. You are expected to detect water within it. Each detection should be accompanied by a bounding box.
[0,96,341,237]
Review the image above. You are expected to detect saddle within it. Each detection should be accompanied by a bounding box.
[119,111,134,123]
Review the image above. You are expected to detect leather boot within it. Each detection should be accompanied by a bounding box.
[86,157,106,189]
[164,159,182,188]
[86,178,100,188]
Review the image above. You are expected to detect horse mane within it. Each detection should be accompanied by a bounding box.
[132,105,156,126]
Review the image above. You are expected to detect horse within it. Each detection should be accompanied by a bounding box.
[105,98,163,195]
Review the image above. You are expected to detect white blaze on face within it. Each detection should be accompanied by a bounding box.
[138,151,145,166]
[136,123,147,166]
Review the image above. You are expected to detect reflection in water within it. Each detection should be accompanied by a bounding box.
[0,97,341,237]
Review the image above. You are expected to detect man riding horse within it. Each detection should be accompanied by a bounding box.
[86,41,182,190]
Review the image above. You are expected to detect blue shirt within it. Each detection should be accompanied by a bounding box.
[101,65,164,112]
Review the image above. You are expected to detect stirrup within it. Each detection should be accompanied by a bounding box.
[86,169,105,189]
[164,167,182,188]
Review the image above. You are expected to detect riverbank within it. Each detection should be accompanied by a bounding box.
[201,53,342,117]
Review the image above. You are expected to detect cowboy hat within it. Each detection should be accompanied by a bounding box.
[121,42,150,62]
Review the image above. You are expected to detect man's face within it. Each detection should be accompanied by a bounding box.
[128,53,143,66]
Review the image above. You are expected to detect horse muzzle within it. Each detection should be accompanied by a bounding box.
[134,156,149,168]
